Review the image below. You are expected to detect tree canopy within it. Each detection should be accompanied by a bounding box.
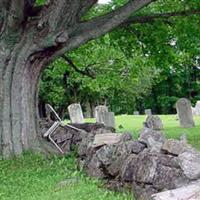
[39,0,200,116]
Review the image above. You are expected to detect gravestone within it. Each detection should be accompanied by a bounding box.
[94,106,115,128]
[145,115,163,130]
[195,101,200,115]
[176,98,195,128]
[105,112,115,128]
[134,111,139,115]
[97,111,115,128]
[145,109,152,116]
[94,105,108,121]
[68,103,84,124]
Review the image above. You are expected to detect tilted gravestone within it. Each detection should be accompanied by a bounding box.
[94,106,115,128]
[176,98,195,128]
[145,109,152,116]
[134,111,139,115]
[68,103,84,124]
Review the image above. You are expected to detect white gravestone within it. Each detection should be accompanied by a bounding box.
[145,109,152,116]
[68,103,84,124]
[94,106,115,128]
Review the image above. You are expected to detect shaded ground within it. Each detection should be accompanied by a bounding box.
[1,114,200,200]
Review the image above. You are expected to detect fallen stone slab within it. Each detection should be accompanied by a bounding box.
[92,133,121,148]
[152,181,200,200]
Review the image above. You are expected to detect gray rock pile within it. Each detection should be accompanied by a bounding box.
[40,116,200,200]
[77,127,200,200]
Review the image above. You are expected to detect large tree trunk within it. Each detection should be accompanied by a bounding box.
[0,35,45,157]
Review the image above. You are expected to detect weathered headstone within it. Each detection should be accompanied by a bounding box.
[145,115,163,130]
[68,103,84,124]
[176,98,195,128]
[96,111,115,128]
[105,112,115,128]
[134,111,139,115]
[94,105,108,121]
[145,109,152,116]
[94,106,115,128]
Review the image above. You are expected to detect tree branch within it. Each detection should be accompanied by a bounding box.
[62,55,96,79]
[55,0,155,57]
[78,0,98,19]
[122,9,200,25]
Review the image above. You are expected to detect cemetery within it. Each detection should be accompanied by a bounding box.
[0,0,200,200]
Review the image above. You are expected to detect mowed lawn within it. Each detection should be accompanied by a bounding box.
[115,114,200,150]
[1,115,200,200]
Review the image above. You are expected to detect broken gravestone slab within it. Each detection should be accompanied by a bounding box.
[68,103,85,124]
[176,98,195,128]
[152,180,200,200]
[92,133,121,148]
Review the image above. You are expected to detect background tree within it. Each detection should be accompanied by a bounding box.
[40,0,200,116]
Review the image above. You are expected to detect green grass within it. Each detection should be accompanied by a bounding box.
[115,114,200,150]
[1,115,200,200]
[0,153,132,200]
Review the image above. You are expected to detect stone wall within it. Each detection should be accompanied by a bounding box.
[41,116,200,200]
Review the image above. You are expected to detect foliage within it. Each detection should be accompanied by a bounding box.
[39,0,200,116]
